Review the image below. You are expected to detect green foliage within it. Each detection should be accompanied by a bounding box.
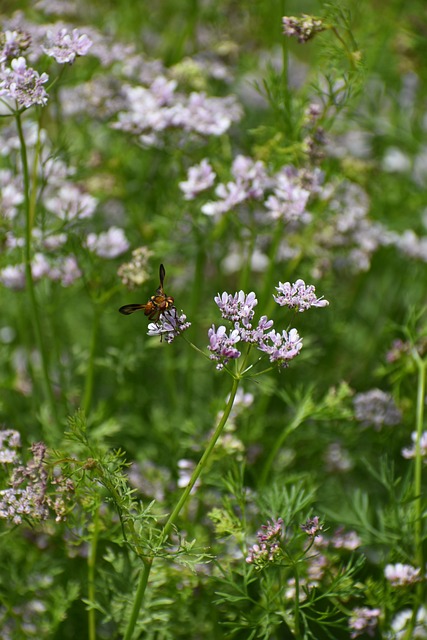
[0,0,427,638]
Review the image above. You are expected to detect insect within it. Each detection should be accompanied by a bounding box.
[119,264,175,321]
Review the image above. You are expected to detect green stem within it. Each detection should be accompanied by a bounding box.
[162,375,240,542]
[402,349,426,640]
[16,112,58,431]
[123,558,152,640]
[82,306,101,415]
[413,355,425,569]
[293,565,300,637]
[123,376,240,640]
[88,506,101,640]
[413,352,426,627]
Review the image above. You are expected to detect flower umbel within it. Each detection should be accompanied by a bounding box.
[214,291,258,326]
[209,279,328,371]
[385,563,421,586]
[43,28,92,64]
[0,441,74,525]
[258,328,303,368]
[282,14,326,43]
[208,325,241,369]
[301,516,323,538]
[349,607,381,639]
[246,517,284,569]
[274,279,329,312]
[147,308,191,343]
[0,56,49,108]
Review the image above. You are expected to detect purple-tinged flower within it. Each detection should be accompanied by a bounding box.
[402,431,427,460]
[179,159,216,200]
[38,232,67,251]
[385,563,421,586]
[0,30,31,63]
[147,308,191,343]
[208,325,241,369]
[0,429,21,464]
[34,0,78,15]
[386,338,409,363]
[246,518,283,569]
[0,56,49,108]
[0,441,74,524]
[43,28,92,64]
[0,169,23,218]
[258,328,303,367]
[86,226,130,258]
[58,256,81,286]
[231,155,270,199]
[282,14,326,43]
[173,92,242,136]
[349,607,381,639]
[301,516,323,538]
[353,389,402,430]
[240,315,274,344]
[394,229,427,262]
[0,264,26,290]
[201,181,247,216]
[113,80,241,147]
[274,279,329,312]
[200,155,269,217]
[324,442,353,472]
[44,183,97,220]
[31,253,51,280]
[332,528,361,550]
[258,518,284,542]
[214,291,258,326]
[305,102,322,122]
[265,169,311,223]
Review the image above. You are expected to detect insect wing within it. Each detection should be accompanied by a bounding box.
[119,264,173,321]
[159,264,166,289]
[119,303,147,315]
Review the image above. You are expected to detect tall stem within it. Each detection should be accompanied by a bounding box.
[161,376,240,542]
[403,350,425,640]
[413,354,425,570]
[16,112,58,431]
[123,376,240,640]
[88,505,101,640]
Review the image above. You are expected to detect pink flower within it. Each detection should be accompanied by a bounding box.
[0,56,49,108]
[43,28,92,64]
[385,563,421,586]
[274,279,329,311]
[86,227,130,258]
[179,159,216,200]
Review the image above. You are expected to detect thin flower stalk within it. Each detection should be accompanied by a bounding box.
[16,112,58,428]
[405,347,427,640]
[87,505,101,640]
[123,376,240,640]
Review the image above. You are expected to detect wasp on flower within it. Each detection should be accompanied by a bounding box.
[119,264,190,342]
